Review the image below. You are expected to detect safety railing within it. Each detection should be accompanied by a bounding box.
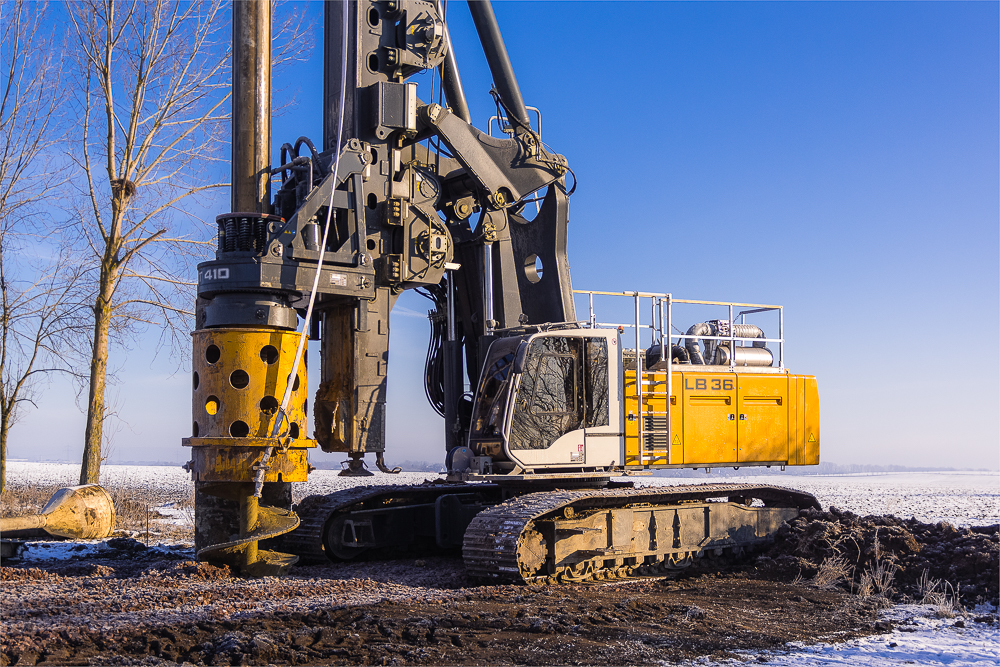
[572,290,785,467]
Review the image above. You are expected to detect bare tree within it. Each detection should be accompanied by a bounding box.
[67,0,232,484]
[0,248,87,492]
[0,0,85,492]
[66,0,313,484]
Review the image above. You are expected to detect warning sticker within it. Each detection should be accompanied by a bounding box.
[807,432,816,443]
[671,434,682,445]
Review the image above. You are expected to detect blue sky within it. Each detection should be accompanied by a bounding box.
[11,1,998,470]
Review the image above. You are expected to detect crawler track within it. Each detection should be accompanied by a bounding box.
[286,482,819,583]
[464,483,820,583]
[284,482,500,563]
[283,485,409,563]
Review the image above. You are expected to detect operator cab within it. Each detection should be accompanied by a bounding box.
[453,327,623,476]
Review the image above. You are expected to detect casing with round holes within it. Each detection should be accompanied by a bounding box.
[183,328,315,483]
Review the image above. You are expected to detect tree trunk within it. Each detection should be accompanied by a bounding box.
[1,414,8,493]
[80,265,116,484]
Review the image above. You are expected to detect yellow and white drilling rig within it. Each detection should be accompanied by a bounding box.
[182,0,820,582]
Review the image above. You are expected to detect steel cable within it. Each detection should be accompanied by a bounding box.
[253,0,349,498]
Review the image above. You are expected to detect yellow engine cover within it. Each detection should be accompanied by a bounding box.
[624,369,819,469]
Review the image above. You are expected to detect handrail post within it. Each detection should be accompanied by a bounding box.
[728,303,735,369]
[665,294,672,465]
[650,297,655,346]
[658,298,665,363]
[779,306,784,369]
[634,292,642,467]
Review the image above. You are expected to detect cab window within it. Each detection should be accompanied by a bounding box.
[584,338,609,427]
[470,338,522,438]
[509,335,608,450]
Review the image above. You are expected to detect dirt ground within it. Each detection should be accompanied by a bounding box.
[2,560,885,666]
[2,509,996,666]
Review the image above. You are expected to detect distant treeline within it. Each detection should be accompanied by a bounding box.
[30,458,448,473]
[308,459,444,473]
[41,459,996,475]
[307,460,992,476]
[648,461,993,478]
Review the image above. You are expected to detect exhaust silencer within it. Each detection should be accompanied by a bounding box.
[713,345,774,367]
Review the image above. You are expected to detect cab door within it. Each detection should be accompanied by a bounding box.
[505,335,585,466]
[581,334,618,467]
[504,332,618,469]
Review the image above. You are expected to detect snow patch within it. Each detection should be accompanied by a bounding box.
[699,604,999,666]
[22,539,194,562]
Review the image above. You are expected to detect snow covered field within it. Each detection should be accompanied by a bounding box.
[8,461,193,498]
[637,471,1000,527]
[8,462,997,526]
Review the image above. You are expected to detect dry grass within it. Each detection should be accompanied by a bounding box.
[854,530,897,608]
[102,477,194,541]
[152,488,196,542]
[810,556,854,590]
[857,559,898,596]
[916,569,966,618]
[0,483,68,518]
[916,567,941,602]
[103,479,156,532]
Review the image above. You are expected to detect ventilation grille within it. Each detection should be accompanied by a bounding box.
[643,415,668,449]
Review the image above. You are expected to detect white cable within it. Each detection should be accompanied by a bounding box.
[254,0,349,498]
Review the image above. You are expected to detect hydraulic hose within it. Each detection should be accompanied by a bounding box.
[253,0,349,499]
